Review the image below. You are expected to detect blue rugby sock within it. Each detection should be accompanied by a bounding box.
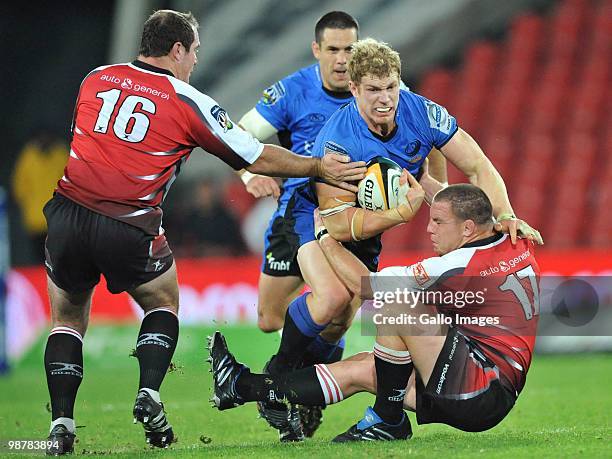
[303,335,346,366]
[269,293,327,373]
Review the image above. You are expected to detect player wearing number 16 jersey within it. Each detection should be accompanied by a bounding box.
[42,9,366,455]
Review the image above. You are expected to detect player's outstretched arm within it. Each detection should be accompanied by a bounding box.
[440,128,543,244]
[247,145,366,193]
[316,170,425,242]
[235,109,281,198]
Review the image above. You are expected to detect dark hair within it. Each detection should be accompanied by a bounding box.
[315,11,359,43]
[434,184,493,226]
[139,10,199,57]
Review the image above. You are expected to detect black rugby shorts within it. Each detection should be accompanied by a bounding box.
[43,193,173,294]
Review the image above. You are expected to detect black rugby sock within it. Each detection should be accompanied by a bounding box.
[236,366,327,405]
[269,294,327,374]
[372,343,413,425]
[45,328,84,421]
[301,335,345,366]
[136,309,179,391]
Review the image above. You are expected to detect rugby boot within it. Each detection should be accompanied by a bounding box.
[46,424,75,456]
[256,358,304,442]
[133,390,175,448]
[298,404,324,438]
[207,331,246,410]
[332,406,412,442]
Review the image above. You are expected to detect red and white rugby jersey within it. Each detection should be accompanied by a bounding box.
[57,60,263,235]
[371,234,540,394]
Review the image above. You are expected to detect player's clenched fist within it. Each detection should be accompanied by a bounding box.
[245,175,281,198]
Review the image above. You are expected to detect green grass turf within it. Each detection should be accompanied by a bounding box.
[0,325,610,457]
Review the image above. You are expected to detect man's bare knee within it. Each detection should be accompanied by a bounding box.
[257,313,284,333]
[129,261,179,315]
[310,289,351,323]
[47,276,93,336]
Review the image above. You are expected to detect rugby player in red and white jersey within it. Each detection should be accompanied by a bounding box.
[42,9,366,455]
[210,183,541,441]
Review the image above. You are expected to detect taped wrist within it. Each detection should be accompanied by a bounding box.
[394,204,414,222]
[319,197,356,217]
[350,208,365,241]
[240,170,256,185]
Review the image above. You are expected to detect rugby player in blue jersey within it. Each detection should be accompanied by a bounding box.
[237,14,448,440]
[251,37,542,440]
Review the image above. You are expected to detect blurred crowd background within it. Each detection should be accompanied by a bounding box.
[2,0,610,267]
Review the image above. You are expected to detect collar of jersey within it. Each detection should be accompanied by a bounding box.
[321,85,352,100]
[350,102,399,143]
[461,232,504,249]
[132,60,175,78]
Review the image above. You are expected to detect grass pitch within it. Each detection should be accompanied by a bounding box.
[0,325,610,457]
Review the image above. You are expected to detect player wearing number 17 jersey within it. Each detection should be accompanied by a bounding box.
[210,184,541,442]
[42,9,366,455]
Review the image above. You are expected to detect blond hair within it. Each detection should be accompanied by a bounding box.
[348,38,401,84]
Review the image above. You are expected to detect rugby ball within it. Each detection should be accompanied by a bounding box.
[357,157,402,211]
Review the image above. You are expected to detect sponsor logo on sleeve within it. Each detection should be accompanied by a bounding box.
[261,82,286,106]
[425,101,452,134]
[210,105,234,132]
[412,262,430,286]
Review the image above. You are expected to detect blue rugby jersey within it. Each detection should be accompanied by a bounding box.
[312,89,458,175]
[255,64,353,201]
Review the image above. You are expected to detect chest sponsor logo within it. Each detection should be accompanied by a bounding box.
[406,140,423,163]
[308,113,326,123]
[210,105,234,132]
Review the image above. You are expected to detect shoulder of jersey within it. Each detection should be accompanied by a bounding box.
[399,87,420,104]
[83,63,121,82]
[280,64,319,92]
[325,99,354,124]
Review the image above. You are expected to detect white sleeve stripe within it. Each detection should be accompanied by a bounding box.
[177,93,262,167]
[170,77,263,166]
